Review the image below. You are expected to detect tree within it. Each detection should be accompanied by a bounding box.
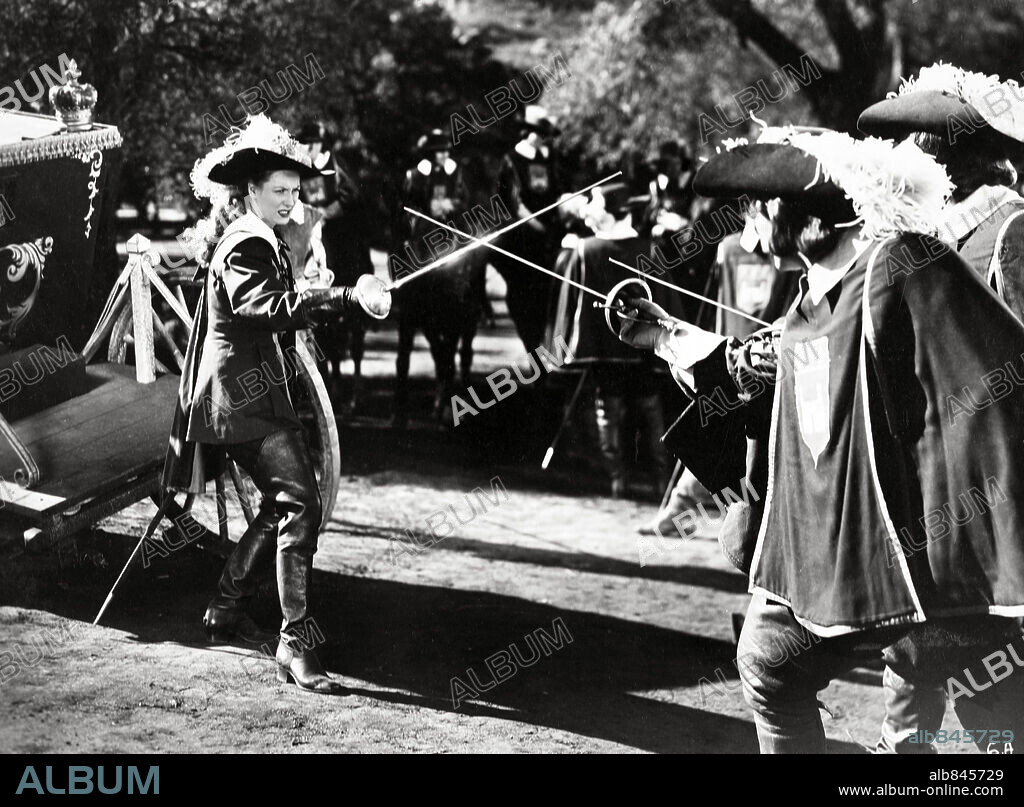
[0,0,513,231]
[0,0,267,209]
[545,0,1024,169]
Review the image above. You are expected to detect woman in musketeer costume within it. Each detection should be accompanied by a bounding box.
[161,115,390,695]
[619,126,1024,752]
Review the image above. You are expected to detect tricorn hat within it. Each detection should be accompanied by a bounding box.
[207,147,324,186]
[595,182,650,217]
[694,125,953,241]
[858,63,1024,155]
[522,105,561,138]
[649,139,693,173]
[694,144,849,220]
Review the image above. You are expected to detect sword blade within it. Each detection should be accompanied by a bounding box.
[387,172,622,291]
[402,208,607,300]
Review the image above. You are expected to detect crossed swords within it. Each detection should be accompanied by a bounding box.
[398,178,769,329]
[93,174,766,626]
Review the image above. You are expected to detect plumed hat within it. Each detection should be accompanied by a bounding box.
[694,125,953,241]
[858,63,1024,155]
[191,114,328,201]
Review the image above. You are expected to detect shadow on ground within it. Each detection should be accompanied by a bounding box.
[0,535,874,753]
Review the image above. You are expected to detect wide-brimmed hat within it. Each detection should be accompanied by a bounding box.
[207,147,324,185]
[593,182,649,217]
[418,129,452,153]
[191,114,329,200]
[694,125,953,240]
[858,64,1024,155]
[521,105,561,138]
[694,143,849,218]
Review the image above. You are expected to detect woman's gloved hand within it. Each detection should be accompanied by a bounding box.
[297,274,391,321]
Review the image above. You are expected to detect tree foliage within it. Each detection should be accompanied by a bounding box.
[546,0,1024,169]
[0,0,511,215]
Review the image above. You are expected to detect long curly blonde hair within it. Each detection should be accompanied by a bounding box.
[180,192,246,269]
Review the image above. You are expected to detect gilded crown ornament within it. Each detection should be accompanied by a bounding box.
[48,59,96,133]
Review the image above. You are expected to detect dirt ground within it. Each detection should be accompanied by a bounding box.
[0,293,977,754]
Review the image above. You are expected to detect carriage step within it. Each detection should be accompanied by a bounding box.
[0,343,88,422]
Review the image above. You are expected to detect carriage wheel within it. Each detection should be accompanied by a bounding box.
[107,277,341,535]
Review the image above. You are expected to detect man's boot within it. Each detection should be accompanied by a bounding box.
[638,469,715,538]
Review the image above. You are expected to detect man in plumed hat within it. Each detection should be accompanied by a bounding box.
[494,105,565,350]
[860,64,1024,320]
[619,126,1024,752]
[859,64,1024,754]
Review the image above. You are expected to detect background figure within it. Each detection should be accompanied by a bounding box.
[393,129,485,426]
[641,140,698,306]
[641,205,801,537]
[494,105,565,352]
[545,182,683,498]
[858,63,1024,755]
[295,124,375,413]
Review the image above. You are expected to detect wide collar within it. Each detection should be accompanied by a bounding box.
[592,219,639,241]
[416,158,457,177]
[936,184,1024,244]
[799,235,872,305]
[213,210,283,267]
[515,139,549,161]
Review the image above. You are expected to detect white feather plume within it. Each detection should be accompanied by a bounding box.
[190,113,311,202]
[894,62,1024,144]
[720,126,954,241]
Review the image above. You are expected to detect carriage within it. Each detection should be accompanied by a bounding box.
[0,112,340,570]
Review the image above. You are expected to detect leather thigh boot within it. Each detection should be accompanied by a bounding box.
[203,506,279,643]
[241,429,345,695]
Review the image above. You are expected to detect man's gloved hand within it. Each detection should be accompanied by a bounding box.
[728,327,781,400]
[617,298,673,351]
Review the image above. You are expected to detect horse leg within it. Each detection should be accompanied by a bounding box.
[393,316,415,427]
[438,329,458,424]
[425,327,449,418]
[459,316,477,387]
[349,321,366,411]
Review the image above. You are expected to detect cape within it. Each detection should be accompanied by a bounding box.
[160,214,286,494]
[956,193,1024,321]
[749,234,1024,634]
